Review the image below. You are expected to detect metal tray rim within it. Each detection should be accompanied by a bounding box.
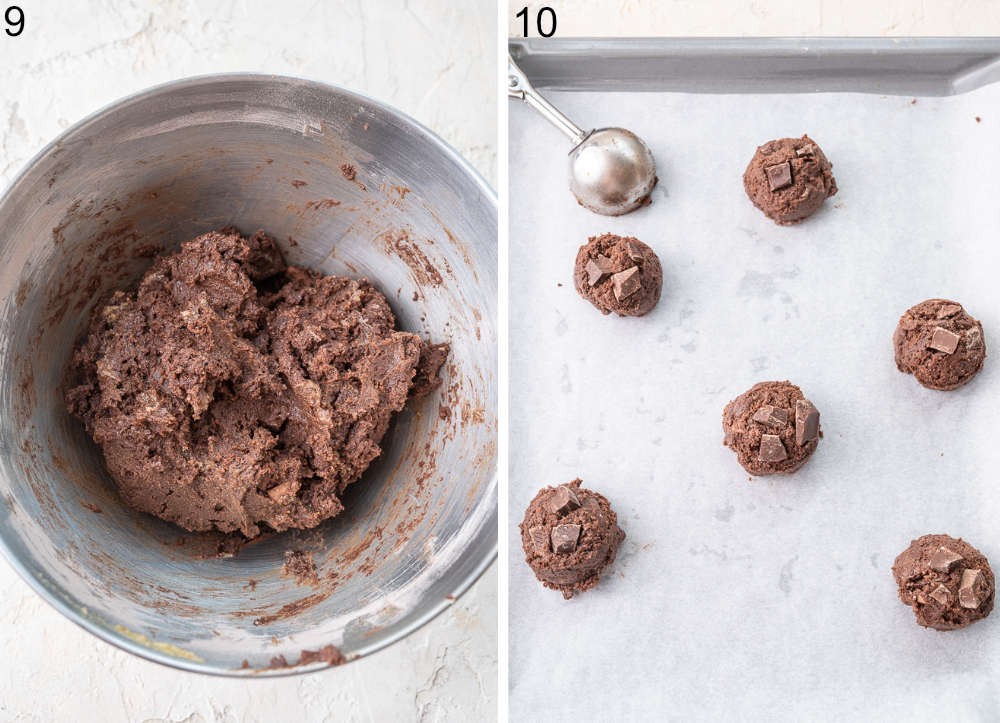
[509,37,1000,95]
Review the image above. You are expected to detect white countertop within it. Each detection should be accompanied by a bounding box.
[0,1,496,720]
[507,0,1000,36]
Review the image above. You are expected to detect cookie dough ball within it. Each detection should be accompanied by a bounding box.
[519,479,625,599]
[892,534,994,631]
[573,234,662,317]
[893,299,986,391]
[743,135,838,225]
[722,381,820,476]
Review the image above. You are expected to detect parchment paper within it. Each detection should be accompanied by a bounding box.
[509,84,1000,721]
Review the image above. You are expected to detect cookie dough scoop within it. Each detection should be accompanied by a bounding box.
[508,55,657,216]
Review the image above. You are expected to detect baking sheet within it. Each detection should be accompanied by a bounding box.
[509,77,1000,720]
[509,37,1000,95]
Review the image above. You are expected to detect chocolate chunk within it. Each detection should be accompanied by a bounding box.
[936,304,962,319]
[928,327,960,355]
[795,144,817,157]
[612,266,641,301]
[794,399,820,446]
[758,434,787,462]
[550,524,581,554]
[959,568,988,609]
[548,485,581,516]
[929,584,952,606]
[528,525,550,553]
[624,241,644,263]
[765,161,792,191]
[267,480,298,502]
[751,405,789,429]
[584,261,605,286]
[929,546,963,573]
[585,255,615,286]
[965,326,984,350]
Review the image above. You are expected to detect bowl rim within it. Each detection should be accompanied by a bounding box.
[0,71,498,677]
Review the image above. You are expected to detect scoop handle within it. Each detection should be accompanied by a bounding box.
[508,55,587,145]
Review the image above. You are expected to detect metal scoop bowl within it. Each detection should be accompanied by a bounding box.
[508,56,657,216]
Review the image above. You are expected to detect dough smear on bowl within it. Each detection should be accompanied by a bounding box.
[66,228,447,538]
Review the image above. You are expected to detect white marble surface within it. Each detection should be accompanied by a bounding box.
[508,72,1000,721]
[0,1,496,721]
[507,0,1000,36]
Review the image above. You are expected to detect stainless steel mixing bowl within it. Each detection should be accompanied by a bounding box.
[0,74,497,675]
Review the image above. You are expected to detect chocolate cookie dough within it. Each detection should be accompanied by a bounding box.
[519,479,625,599]
[66,228,447,538]
[743,135,838,225]
[893,299,986,391]
[722,381,820,476]
[573,233,662,317]
[892,534,994,631]
[283,550,319,585]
